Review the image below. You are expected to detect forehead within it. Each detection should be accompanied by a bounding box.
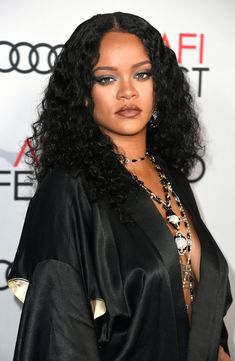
[96,32,150,65]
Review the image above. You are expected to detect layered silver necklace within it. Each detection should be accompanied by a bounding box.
[130,152,195,308]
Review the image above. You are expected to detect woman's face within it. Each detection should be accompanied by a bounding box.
[91,31,154,143]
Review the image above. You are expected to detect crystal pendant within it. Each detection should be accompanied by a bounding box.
[166,209,181,229]
[174,231,187,255]
[181,263,192,284]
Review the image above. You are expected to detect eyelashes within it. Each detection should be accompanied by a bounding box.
[93,70,152,85]
[94,75,115,85]
[134,70,152,80]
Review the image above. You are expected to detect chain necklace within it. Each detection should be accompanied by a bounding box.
[131,153,195,308]
[120,153,148,164]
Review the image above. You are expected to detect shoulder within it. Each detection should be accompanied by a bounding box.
[155,155,201,215]
[167,166,190,189]
[36,167,86,198]
[8,168,92,283]
[32,167,91,213]
[155,154,190,187]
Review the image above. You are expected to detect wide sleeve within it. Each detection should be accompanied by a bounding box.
[8,168,102,361]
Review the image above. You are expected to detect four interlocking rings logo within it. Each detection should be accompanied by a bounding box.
[0,41,63,74]
[0,259,12,290]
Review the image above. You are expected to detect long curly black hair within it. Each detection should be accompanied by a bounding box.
[28,12,204,214]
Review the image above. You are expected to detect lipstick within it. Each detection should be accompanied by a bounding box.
[115,105,142,118]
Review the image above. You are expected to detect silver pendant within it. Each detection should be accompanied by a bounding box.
[166,209,181,229]
[174,231,187,255]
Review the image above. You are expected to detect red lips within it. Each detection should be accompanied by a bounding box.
[115,105,142,118]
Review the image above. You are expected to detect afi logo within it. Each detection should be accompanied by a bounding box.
[0,138,38,167]
[0,138,38,200]
[162,33,209,97]
[162,33,205,64]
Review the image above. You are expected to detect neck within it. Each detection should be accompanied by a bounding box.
[112,134,155,174]
[111,132,147,160]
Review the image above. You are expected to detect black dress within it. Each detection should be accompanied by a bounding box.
[8,157,232,361]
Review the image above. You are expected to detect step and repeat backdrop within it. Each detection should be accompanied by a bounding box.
[0,0,234,359]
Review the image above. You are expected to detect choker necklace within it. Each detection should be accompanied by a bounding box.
[131,153,195,311]
[120,152,148,165]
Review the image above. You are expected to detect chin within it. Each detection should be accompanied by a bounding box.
[122,124,147,134]
[99,123,148,138]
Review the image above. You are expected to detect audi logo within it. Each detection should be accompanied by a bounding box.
[0,41,63,74]
[0,259,12,290]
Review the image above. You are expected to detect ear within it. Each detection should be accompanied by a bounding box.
[85,98,89,107]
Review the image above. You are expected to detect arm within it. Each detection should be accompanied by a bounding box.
[12,260,101,361]
[8,169,101,361]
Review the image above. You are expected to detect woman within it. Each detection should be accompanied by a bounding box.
[8,12,232,361]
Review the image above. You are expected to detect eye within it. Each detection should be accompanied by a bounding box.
[94,75,116,85]
[135,70,152,80]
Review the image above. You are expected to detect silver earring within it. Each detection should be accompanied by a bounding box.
[149,107,159,128]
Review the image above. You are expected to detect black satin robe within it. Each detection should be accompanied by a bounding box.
[8,157,232,361]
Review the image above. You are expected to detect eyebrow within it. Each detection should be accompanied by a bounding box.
[93,60,151,72]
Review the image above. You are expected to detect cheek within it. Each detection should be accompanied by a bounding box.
[93,97,107,119]
[92,89,102,116]
[149,82,155,103]
[92,88,114,116]
[138,81,154,105]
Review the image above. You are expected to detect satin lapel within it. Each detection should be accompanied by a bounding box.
[125,186,189,359]
[160,162,221,360]
[187,217,220,361]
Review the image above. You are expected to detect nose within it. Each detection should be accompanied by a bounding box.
[117,79,138,100]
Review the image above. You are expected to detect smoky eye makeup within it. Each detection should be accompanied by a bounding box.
[92,63,153,85]
[93,71,152,84]
[134,69,153,79]
[93,75,116,85]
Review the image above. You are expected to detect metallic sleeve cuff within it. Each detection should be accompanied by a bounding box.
[90,298,107,319]
[8,278,29,303]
